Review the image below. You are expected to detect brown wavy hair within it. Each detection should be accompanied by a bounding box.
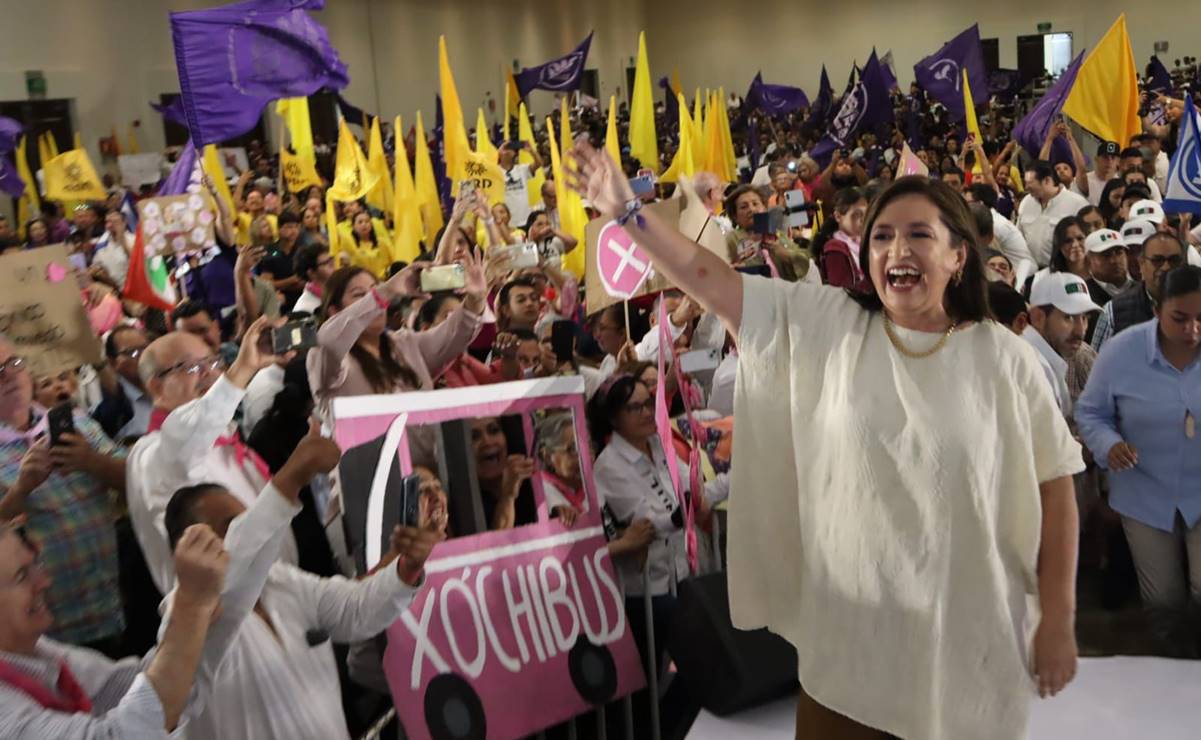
[320,266,420,392]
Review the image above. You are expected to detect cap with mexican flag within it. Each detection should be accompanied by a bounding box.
[122,226,177,312]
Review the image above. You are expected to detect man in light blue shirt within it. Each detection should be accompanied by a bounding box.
[1075,289,1201,608]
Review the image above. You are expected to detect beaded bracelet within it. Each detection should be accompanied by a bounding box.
[616,198,645,228]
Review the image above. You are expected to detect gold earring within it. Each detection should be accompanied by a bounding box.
[954,267,964,285]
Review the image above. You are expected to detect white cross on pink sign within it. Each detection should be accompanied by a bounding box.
[595,220,653,299]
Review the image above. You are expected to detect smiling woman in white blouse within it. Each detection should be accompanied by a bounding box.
[567,146,1084,740]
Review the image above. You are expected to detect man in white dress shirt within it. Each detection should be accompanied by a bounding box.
[965,183,1037,287]
[1024,273,1102,415]
[90,211,135,290]
[0,429,334,738]
[1018,160,1090,268]
[127,316,298,595]
[1070,140,1120,207]
[162,444,441,740]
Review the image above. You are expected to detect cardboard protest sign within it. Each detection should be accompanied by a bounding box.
[0,244,102,375]
[332,377,645,740]
[117,153,165,187]
[137,194,216,255]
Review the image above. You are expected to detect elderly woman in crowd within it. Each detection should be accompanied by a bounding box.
[568,144,1082,739]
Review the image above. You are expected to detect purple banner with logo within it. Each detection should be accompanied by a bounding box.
[514,32,593,98]
[746,72,809,116]
[811,51,895,165]
[0,116,24,198]
[913,24,988,121]
[170,0,349,146]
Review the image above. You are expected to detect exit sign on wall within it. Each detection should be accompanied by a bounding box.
[1037,22,1052,33]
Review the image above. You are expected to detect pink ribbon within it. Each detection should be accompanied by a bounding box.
[654,300,707,574]
[214,433,273,482]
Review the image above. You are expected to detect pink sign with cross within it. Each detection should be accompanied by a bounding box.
[595,220,653,299]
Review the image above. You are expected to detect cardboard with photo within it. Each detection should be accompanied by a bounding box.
[332,377,645,740]
[0,244,102,375]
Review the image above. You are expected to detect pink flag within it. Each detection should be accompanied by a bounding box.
[897,141,929,178]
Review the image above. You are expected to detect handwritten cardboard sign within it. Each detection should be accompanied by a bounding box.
[117,152,165,187]
[332,378,645,740]
[137,194,216,255]
[0,244,102,375]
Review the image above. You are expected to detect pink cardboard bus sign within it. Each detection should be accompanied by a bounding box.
[332,378,645,739]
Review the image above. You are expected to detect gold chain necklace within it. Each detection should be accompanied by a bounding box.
[882,315,958,359]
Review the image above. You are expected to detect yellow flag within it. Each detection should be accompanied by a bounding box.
[670,67,684,97]
[962,70,983,146]
[504,69,521,140]
[717,87,737,182]
[329,119,377,202]
[126,124,139,154]
[15,136,40,235]
[548,102,588,278]
[702,92,725,177]
[605,95,622,165]
[44,149,107,201]
[365,116,395,213]
[37,133,53,170]
[73,132,82,150]
[392,115,424,263]
[628,31,658,173]
[474,107,497,162]
[518,102,546,208]
[690,89,705,165]
[280,147,322,193]
[201,144,234,214]
[1062,14,1141,146]
[660,92,695,184]
[438,35,471,185]
[275,98,315,161]
[413,111,444,243]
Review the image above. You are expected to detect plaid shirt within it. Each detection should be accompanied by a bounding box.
[0,409,126,646]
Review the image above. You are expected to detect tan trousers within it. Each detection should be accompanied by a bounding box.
[795,687,897,740]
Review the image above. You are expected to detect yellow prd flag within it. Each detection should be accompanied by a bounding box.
[605,95,622,165]
[365,116,395,214]
[413,111,444,244]
[660,92,695,184]
[44,149,107,201]
[961,70,983,146]
[548,103,588,278]
[702,91,726,178]
[201,144,234,214]
[281,147,322,193]
[518,102,546,209]
[628,31,658,173]
[460,151,507,206]
[474,107,497,162]
[327,119,380,260]
[504,69,521,140]
[392,115,424,264]
[275,97,315,161]
[126,124,139,154]
[15,136,40,235]
[438,35,471,186]
[1062,14,1141,147]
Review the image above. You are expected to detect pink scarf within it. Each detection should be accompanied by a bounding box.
[0,657,93,714]
[148,408,271,481]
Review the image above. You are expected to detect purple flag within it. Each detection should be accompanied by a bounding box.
[659,77,679,129]
[514,32,593,99]
[159,139,199,196]
[1013,52,1084,161]
[803,66,834,130]
[151,98,187,127]
[170,0,349,146]
[880,50,899,92]
[337,94,368,128]
[0,117,25,198]
[746,73,809,116]
[1146,56,1173,94]
[913,24,988,121]
[811,51,895,165]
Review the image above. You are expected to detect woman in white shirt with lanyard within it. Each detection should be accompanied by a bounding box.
[567,145,1082,740]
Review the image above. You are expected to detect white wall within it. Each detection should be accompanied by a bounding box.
[0,0,1198,164]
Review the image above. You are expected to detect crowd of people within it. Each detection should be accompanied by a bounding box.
[0,46,1199,740]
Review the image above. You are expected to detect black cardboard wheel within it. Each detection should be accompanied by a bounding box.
[567,636,618,705]
[423,673,486,740]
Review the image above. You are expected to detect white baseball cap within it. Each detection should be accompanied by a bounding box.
[1128,199,1164,225]
[1084,228,1125,254]
[1029,272,1103,315]
[1119,219,1157,248]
